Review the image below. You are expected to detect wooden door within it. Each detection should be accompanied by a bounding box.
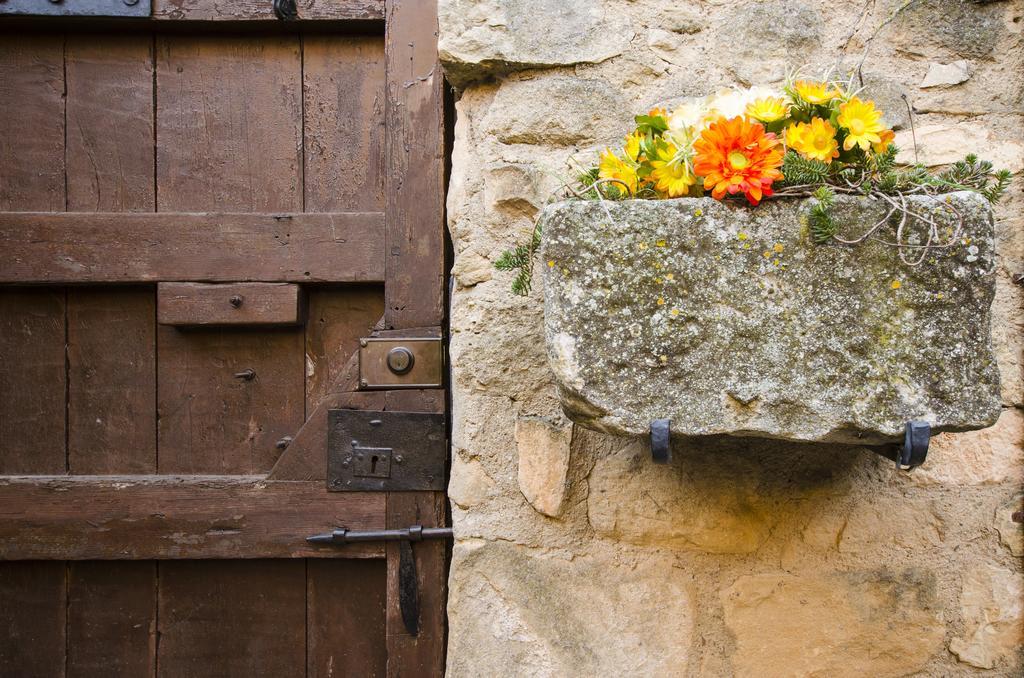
[0,2,448,676]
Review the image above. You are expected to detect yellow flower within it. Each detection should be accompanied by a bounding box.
[649,141,698,198]
[746,96,790,123]
[624,131,644,162]
[793,80,841,105]
[598,149,638,195]
[837,97,886,151]
[872,128,895,154]
[786,117,840,163]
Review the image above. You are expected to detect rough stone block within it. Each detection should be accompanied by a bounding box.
[446,540,693,677]
[722,571,945,677]
[515,417,571,517]
[541,193,1001,444]
[949,564,1024,669]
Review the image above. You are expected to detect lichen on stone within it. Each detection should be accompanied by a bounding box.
[540,191,1001,444]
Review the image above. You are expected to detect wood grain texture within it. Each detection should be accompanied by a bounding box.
[308,559,388,678]
[157,325,304,473]
[0,34,65,212]
[0,212,385,283]
[384,0,446,329]
[153,0,384,21]
[0,562,66,678]
[159,282,304,326]
[386,492,447,678]
[304,36,386,212]
[0,289,67,474]
[0,476,385,559]
[156,35,302,212]
[305,286,385,411]
[158,560,305,678]
[68,287,157,474]
[66,35,155,212]
[67,562,156,678]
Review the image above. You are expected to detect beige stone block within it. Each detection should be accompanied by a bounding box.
[797,500,944,554]
[587,442,778,554]
[515,417,572,518]
[949,564,1024,669]
[920,60,972,88]
[895,122,1024,172]
[995,493,1023,557]
[483,163,544,218]
[449,455,496,509]
[446,540,693,677]
[909,407,1024,486]
[452,248,493,288]
[722,571,944,677]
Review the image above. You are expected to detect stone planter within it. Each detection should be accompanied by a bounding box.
[540,192,1000,446]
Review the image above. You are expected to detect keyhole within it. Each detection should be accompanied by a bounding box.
[370,455,379,474]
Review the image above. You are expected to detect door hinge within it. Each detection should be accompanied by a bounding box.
[0,0,151,17]
[327,410,446,491]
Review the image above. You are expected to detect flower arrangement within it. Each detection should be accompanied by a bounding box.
[496,72,1011,296]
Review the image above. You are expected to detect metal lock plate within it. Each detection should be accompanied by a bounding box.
[358,337,442,390]
[0,0,152,17]
[327,410,446,491]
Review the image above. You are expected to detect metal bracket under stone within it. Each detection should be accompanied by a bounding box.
[650,419,672,464]
[867,420,931,470]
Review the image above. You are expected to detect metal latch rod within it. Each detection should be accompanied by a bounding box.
[306,525,453,544]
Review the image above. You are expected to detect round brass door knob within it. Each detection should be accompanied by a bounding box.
[386,347,415,375]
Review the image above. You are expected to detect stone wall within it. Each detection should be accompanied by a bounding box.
[438,1,1024,675]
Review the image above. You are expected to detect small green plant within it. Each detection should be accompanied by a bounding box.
[494,221,542,297]
[808,185,837,244]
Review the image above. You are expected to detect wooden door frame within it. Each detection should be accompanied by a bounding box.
[0,1,450,675]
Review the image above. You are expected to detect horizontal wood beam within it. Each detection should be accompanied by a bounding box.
[0,212,384,284]
[152,0,384,21]
[158,282,305,326]
[0,476,385,559]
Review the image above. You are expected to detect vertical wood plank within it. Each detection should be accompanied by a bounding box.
[67,562,156,678]
[308,559,388,678]
[0,290,67,474]
[0,562,67,678]
[0,34,65,212]
[305,286,385,413]
[65,35,155,212]
[384,0,446,329]
[157,327,304,473]
[158,560,305,678]
[67,288,157,474]
[303,36,386,212]
[386,493,447,678]
[155,35,302,212]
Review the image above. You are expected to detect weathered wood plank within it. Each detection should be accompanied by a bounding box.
[0,562,66,678]
[384,0,446,329]
[304,36,386,212]
[0,34,65,212]
[308,559,388,678]
[0,212,385,283]
[66,35,155,212]
[305,286,385,411]
[158,560,306,678]
[158,282,304,326]
[0,476,384,559]
[67,562,156,678]
[157,325,305,473]
[153,0,383,21]
[156,35,302,212]
[68,287,157,474]
[0,289,67,474]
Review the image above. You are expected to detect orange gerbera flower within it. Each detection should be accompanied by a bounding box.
[693,116,785,206]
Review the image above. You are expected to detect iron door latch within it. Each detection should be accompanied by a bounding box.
[307,525,453,637]
[0,0,151,17]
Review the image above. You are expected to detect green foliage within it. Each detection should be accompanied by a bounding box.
[494,221,542,297]
[634,113,668,136]
[929,154,1012,204]
[780,151,830,186]
[808,185,838,244]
